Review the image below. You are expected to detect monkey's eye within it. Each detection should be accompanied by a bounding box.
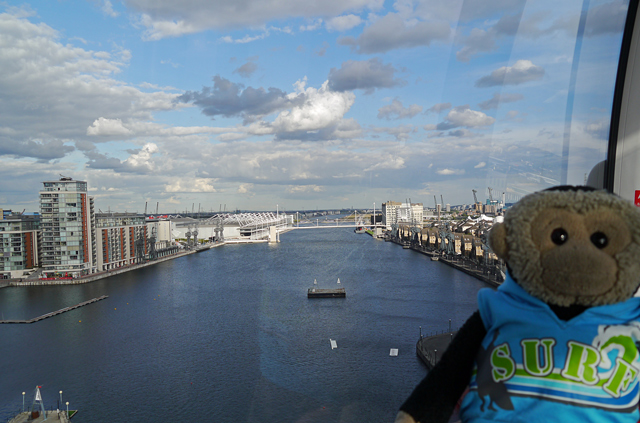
[551,228,568,245]
[590,232,608,249]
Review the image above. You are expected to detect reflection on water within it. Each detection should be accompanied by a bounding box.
[0,229,486,422]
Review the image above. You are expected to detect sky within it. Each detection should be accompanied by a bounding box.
[0,0,629,213]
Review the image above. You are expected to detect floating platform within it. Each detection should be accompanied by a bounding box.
[0,295,108,324]
[308,288,346,298]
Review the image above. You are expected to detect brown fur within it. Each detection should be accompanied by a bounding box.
[489,189,640,307]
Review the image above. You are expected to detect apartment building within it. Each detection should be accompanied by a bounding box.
[39,177,96,278]
[383,201,423,228]
[0,210,40,279]
[382,201,401,229]
[95,213,148,271]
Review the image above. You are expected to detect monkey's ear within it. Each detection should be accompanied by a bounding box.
[489,222,509,261]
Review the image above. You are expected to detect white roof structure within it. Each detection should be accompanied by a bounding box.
[202,212,286,229]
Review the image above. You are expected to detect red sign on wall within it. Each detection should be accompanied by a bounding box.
[635,190,640,207]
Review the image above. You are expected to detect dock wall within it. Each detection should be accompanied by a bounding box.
[3,245,224,287]
[389,238,501,288]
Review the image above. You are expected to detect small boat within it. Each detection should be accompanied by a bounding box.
[431,256,439,261]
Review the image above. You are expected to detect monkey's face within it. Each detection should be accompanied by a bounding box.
[531,207,630,300]
[489,189,640,307]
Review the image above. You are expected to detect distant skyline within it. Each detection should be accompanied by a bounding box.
[0,0,627,212]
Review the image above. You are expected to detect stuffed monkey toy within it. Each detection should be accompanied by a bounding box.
[396,186,640,423]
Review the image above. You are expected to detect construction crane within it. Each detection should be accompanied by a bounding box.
[472,189,478,204]
[488,187,494,203]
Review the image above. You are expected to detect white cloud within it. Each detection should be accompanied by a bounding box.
[220,33,268,44]
[87,118,131,136]
[474,162,486,168]
[124,143,158,171]
[437,168,465,175]
[478,92,523,110]
[272,80,355,133]
[300,19,323,31]
[286,185,325,194]
[433,105,495,130]
[364,157,405,171]
[0,11,184,159]
[377,99,422,120]
[475,60,545,87]
[427,102,452,113]
[237,183,254,194]
[165,178,217,192]
[337,12,450,53]
[326,14,363,31]
[129,0,382,39]
[101,0,119,17]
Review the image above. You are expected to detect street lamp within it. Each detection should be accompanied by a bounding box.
[66,402,69,418]
[59,391,63,408]
[22,392,25,412]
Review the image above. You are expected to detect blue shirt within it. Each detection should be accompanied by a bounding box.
[460,274,640,422]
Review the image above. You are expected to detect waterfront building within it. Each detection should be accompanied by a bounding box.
[146,219,174,250]
[39,177,96,279]
[382,201,401,229]
[174,213,292,242]
[0,210,40,279]
[398,202,424,228]
[383,201,423,229]
[95,213,148,271]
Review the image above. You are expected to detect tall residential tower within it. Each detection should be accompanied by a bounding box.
[39,177,96,278]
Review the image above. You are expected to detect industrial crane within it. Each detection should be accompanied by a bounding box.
[472,189,482,213]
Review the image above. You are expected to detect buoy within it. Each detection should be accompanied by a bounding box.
[79,320,81,323]
[114,308,117,310]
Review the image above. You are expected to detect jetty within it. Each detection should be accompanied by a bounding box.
[0,295,108,324]
[7,386,76,423]
[307,287,346,298]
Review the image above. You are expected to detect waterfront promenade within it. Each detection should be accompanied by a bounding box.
[2,243,224,288]
[387,237,502,287]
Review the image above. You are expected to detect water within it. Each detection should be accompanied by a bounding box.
[0,228,487,422]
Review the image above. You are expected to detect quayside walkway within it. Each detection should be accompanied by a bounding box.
[388,238,502,287]
[4,249,202,287]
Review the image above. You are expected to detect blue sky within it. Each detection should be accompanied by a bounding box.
[0,0,628,213]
